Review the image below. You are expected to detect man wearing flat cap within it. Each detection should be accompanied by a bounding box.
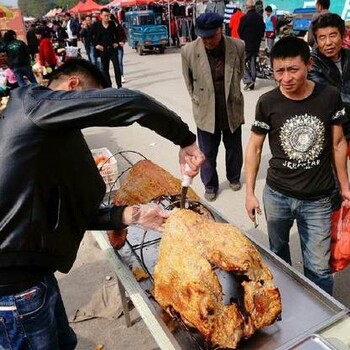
[181,12,245,201]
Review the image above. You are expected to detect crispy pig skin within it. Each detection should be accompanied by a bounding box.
[113,159,199,206]
[108,160,199,249]
[109,160,200,248]
[153,210,282,349]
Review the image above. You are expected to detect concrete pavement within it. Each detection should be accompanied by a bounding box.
[59,44,350,349]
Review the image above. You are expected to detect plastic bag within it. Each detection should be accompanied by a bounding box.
[330,206,350,272]
[65,46,79,58]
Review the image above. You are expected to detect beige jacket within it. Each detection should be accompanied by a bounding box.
[181,35,245,134]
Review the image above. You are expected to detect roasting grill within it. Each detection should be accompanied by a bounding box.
[93,151,350,350]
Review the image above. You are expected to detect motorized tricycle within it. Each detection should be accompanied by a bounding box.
[124,10,168,55]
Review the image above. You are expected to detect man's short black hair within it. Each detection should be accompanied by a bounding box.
[312,13,345,39]
[265,6,273,12]
[48,59,109,89]
[100,7,110,13]
[65,12,71,17]
[270,36,310,67]
[317,0,330,10]
[3,30,16,44]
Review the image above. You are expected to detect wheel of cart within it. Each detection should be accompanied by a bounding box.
[137,43,144,55]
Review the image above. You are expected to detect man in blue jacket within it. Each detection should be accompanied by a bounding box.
[0,59,204,350]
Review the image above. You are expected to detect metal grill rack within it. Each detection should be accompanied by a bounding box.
[92,151,350,350]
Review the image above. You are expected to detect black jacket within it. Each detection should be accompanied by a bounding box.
[3,39,32,69]
[238,9,265,55]
[0,85,196,276]
[92,21,123,48]
[309,48,350,138]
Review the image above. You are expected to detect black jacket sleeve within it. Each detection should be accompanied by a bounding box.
[88,205,127,230]
[24,86,196,148]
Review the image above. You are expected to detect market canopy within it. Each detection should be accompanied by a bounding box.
[77,0,103,13]
[45,8,63,17]
[0,4,14,18]
[68,1,85,14]
[106,0,121,7]
[109,0,155,7]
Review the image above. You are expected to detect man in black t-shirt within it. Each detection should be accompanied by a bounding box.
[245,36,350,295]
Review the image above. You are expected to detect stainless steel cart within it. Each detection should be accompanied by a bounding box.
[91,203,350,350]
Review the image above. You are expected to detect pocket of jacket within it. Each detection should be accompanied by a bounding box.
[48,185,61,231]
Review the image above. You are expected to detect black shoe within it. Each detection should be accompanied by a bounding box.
[229,181,241,191]
[204,191,217,202]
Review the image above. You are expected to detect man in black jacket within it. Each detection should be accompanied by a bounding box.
[80,15,97,65]
[308,13,350,139]
[238,0,265,90]
[26,23,39,60]
[0,59,204,349]
[92,7,123,87]
[1,30,37,86]
[52,20,69,49]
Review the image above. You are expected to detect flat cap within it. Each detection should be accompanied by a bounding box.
[195,13,224,38]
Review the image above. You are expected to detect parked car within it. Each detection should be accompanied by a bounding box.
[124,10,168,55]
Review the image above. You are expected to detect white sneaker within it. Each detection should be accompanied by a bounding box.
[121,76,126,83]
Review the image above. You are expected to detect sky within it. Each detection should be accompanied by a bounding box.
[0,0,18,7]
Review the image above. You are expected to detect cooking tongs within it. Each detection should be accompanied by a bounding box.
[180,164,192,209]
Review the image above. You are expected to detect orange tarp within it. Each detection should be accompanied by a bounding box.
[68,1,85,14]
[78,0,103,13]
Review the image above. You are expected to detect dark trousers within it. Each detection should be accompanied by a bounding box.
[68,38,78,47]
[243,53,257,84]
[100,47,122,88]
[197,126,243,193]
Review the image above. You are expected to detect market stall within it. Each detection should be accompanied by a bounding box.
[90,152,350,350]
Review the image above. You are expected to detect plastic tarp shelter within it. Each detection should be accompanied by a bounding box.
[69,1,85,14]
[77,0,103,13]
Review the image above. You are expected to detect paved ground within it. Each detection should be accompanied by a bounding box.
[58,44,350,350]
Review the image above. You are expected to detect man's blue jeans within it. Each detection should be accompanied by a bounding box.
[0,274,77,350]
[263,184,334,295]
[243,54,257,84]
[117,46,124,76]
[13,66,37,87]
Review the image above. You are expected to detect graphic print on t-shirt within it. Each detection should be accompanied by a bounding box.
[280,114,325,170]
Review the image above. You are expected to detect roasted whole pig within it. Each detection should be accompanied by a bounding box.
[153,209,282,349]
[113,159,199,206]
[109,160,200,248]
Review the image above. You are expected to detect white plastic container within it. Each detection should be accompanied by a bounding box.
[91,147,119,192]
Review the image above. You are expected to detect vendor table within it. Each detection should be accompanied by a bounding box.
[90,204,350,350]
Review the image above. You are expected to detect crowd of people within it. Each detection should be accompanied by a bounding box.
[181,1,350,299]
[0,7,127,92]
[1,0,350,348]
